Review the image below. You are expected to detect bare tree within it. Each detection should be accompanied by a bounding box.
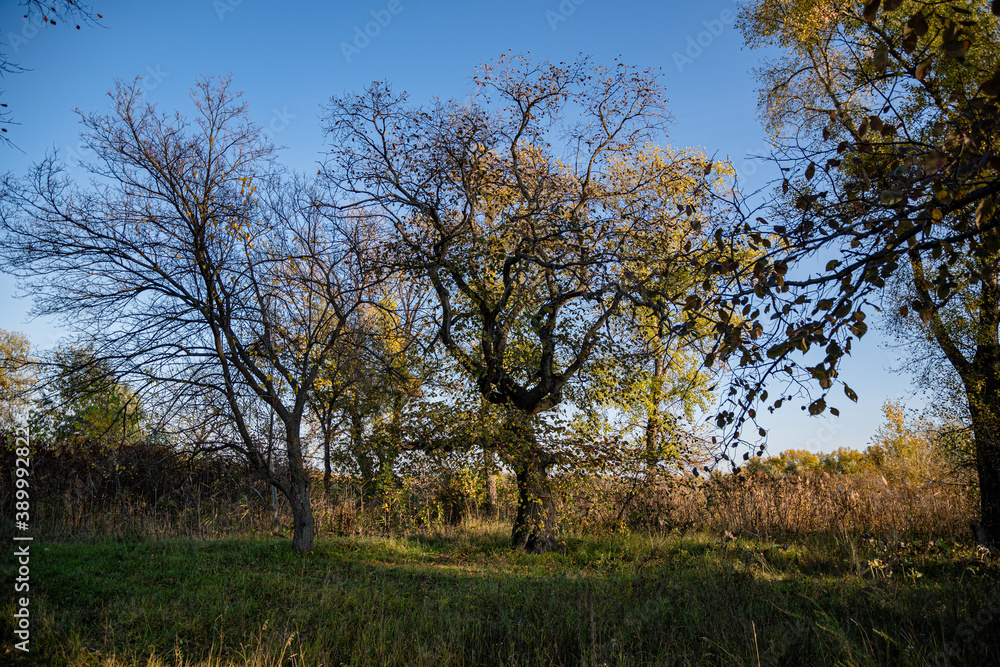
[0,77,382,553]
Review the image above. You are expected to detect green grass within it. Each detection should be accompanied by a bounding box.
[3,523,998,666]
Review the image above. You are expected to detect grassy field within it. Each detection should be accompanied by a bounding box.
[2,522,998,666]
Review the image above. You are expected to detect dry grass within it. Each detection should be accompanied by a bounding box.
[557,469,975,543]
[19,460,977,547]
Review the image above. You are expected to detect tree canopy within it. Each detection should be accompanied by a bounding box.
[727,0,1000,542]
[0,327,32,427]
[323,54,734,551]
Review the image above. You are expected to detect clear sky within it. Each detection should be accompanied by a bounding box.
[0,0,921,454]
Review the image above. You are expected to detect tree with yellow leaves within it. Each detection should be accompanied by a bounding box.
[307,282,433,500]
[0,328,33,428]
[867,399,944,484]
[323,54,732,552]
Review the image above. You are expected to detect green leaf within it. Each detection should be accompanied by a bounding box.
[915,59,932,81]
[873,44,889,73]
[880,190,904,205]
[923,150,946,174]
[976,198,996,227]
[863,0,881,23]
[942,39,971,60]
[907,13,929,38]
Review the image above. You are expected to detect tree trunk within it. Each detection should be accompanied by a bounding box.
[289,475,314,554]
[917,237,1000,547]
[960,242,1000,548]
[967,369,1000,547]
[645,347,665,470]
[323,436,333,499]
[478,397,499,520]
[508,415,557,553]
[270,482,280,533]
[484,448,498,520]
[348,407,376,499]
[285,420,315,554]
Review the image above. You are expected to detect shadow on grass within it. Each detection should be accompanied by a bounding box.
[2,530,998,666]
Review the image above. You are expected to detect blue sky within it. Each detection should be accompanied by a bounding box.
[0,0,920,454]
